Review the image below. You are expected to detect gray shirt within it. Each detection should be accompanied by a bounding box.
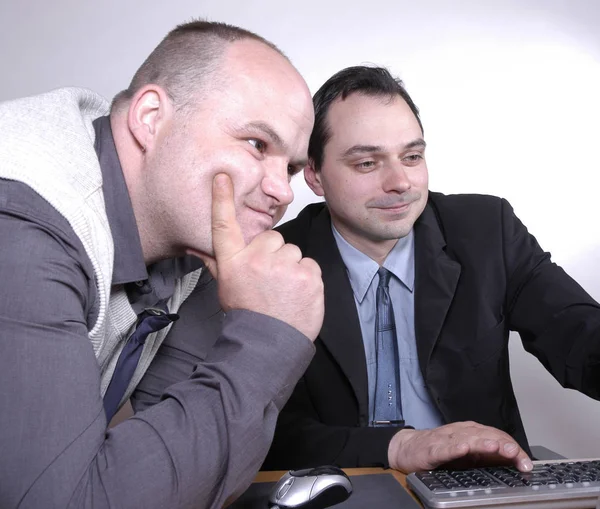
[0,116,314,509]
[331,224,444,429]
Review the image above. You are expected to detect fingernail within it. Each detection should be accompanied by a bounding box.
[483,439,495,448]
[521,458,533,471]
[504,443,517,453]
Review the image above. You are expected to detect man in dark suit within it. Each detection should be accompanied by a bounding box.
[262,65,600,474]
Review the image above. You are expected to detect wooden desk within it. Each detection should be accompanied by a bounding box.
[254,468,421,505]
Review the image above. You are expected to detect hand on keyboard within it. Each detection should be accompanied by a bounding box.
[387,421,534,474]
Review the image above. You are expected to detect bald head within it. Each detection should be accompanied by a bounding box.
[109,22,313,264]
[111,19,287,114]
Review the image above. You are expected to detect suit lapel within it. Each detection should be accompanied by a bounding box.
[306,207,369,418]
[414,202,461,375]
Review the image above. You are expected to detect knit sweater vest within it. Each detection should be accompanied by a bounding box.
[0,87,201,407]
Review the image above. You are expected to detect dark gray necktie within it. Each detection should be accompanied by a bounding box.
[103,303,178,422]
[373,267,403,425]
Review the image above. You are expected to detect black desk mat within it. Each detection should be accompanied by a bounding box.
[230,473,421,508]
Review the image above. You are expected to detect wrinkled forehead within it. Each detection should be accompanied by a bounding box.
[214,41,313,138]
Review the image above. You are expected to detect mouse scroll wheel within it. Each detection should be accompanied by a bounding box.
[277,477,294,500]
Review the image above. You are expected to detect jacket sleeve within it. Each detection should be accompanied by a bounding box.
[0,205,314,509]
[501,198,600,396]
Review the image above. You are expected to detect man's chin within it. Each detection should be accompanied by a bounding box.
[371,220,416,241]
[244,210,275,234]
[242,223,274,244]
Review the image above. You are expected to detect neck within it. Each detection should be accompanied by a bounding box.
[110,113,172,265]
[331,218,398,266]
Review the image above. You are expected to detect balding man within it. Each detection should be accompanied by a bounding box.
[0,20,323,509]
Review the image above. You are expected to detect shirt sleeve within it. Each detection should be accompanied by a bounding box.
[0,182,315,509]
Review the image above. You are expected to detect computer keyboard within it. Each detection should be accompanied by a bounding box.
[406,459,600,508]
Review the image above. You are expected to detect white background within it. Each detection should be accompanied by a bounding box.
[1,0,599,457]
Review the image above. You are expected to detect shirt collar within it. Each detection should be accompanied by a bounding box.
[331,222,415,303]
[93,116,148,285]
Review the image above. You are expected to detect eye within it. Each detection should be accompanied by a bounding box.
[355,160,377,171]
[248,138,267,153]
[403,153,424,166]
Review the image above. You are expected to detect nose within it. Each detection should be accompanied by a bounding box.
[383,162,412,194]
[261,163,295,207]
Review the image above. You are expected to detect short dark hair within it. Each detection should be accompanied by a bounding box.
[308,65,423,170]
[111,19,284,113]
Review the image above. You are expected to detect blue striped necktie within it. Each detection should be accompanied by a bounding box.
[372,267,403,426]
[103,304,179,422]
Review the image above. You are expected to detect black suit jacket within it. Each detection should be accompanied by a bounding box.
[263,192,600,470]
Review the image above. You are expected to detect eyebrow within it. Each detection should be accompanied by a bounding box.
[238,121,308,168]
[243,121,286,149]
[340,138,427,159]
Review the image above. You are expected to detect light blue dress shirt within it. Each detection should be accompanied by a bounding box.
[331,224,444,429]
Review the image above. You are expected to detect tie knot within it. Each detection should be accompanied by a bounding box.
[377,267,392,288]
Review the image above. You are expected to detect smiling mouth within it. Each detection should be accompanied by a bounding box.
[374,202,412,212]
[250,207,274,217]
[249,207,275,226]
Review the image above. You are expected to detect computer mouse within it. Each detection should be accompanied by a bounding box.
[268,465,353,509]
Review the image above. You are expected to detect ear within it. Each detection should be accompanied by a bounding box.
[127,85,173,153]
[304,160,325,197]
